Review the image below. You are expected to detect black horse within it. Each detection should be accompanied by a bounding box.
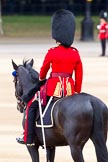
[12,59,108,162]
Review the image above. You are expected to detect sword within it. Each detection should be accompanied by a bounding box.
[37,91,47,158]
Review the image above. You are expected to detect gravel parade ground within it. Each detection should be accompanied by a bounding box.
[0,38,108,162]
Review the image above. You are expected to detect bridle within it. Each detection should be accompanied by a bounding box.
[13,70,26,113]
[15,91,26,113]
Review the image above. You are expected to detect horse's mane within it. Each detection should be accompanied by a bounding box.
[23,59,39,83]
[16,59,40,103]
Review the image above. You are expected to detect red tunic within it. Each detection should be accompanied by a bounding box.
[106,23,108,39]
[97,22,108,40]
[39,45,83,97]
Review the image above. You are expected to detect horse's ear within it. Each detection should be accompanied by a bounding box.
[29,59,34,67]
[12,59,18,70]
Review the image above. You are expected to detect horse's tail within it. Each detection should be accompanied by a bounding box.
[90,96,108,162]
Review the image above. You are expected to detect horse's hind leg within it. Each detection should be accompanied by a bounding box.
[46,147,56,162]
[91,132,108,162]
[69,145,84,162]
[91,102,108,162]
[27,145,39,162]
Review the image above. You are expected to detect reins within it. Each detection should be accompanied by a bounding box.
[15,92,26,113]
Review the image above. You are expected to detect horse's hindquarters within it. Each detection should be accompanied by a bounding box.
[52,95,93,146]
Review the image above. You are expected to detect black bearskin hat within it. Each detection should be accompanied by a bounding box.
[51,9,75,47]
[99,10,108,21]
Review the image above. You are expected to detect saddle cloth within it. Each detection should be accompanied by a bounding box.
[36,100,58,128]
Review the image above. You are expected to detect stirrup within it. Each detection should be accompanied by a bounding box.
[16,137,25,144]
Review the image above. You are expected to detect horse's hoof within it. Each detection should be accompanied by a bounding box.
[16,137,25,144]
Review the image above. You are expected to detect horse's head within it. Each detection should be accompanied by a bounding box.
[12,59,39,112]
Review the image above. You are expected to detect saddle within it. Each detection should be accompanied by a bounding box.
[36,100,58,128]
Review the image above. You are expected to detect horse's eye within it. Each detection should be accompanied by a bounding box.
[13,77,16,83]
[16,72,18,76]
[17,80,19,84]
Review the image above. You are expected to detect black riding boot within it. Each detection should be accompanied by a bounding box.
[16,100,38,145]
[26,100,38,144]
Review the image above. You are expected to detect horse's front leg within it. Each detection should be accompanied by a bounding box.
[46,147,56,162]
[27,145,39,162]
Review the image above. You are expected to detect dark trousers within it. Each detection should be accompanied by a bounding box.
[24,96,51,144]
[24,100,38,144]
[100,39,106,56]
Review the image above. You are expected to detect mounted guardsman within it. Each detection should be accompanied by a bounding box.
[39,9,83,98]
[15,9,83,146]
[12,11,108,160]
